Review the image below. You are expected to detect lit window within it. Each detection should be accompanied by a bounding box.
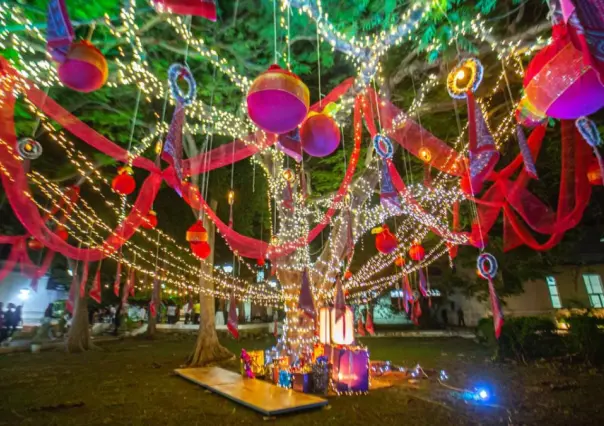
[545,276,561,309]
[583,274,604,308]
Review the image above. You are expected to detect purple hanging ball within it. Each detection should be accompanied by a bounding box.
[300,113,341,157]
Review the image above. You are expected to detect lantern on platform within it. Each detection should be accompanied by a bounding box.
[330,306,354,346]
[28,238,44,251]
[300,112,340,157]
[372,225,398,254]
[247,64,309,134]
[587,159,603,185]
[111,166,136,195]
[58,41,108,93]
[408,239,425,262]
[141,210,158,230]
[521,34,604,121]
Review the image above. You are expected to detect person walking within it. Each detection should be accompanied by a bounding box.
[441,308,449,328]
[166,303,177,325]
[193,301,201,324]
[182,302,191,324]
[457,307,466,327]
[4,303,16,338]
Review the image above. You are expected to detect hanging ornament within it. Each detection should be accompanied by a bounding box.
[164,63,196,186]
[27,238,44,251]
[227,189,235,228]
[17,138,43,160]
[408,239,425,262]
[300,111,340,157]
[373,135,401,211]
[372,225,398,254]
[356,318,366,336]
[394,256,405,267]
[587,159,603,185]
[190,241,211,259]
[576,116,604,184]
[418,147,432,163]
[55,225,69,241]
[344,270,353,280]
[247,64,310,134]
[476,253,504,339]
[448,58,499,196]
[58,41,108,93]
[152,0,217,21]
[141,210,158,230]
[365,307,375,336]
[111,166,136,195]
[520,29,604,120]
[256,258,265,267]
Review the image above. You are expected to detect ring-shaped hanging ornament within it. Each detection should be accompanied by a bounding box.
[477,252,498,280]
[447,58,484,100]
[373,134,394,159]
[576,117,602,147]
[168,63,196,106]
[17,138,43,160]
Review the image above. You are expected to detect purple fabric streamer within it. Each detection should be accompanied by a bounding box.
[517,125,538,179]
[418,268,428,298]
[46,0,74,63]
[380,160,401,210]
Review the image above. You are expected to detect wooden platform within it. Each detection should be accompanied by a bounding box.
[175,367,328,416]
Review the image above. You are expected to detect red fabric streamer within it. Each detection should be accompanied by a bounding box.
[227,294,239,339]
[129,268,136,297]
[78,261,89,298]
[488,278,504,339]
[403,274,413,314]
[418,268,428,298]
[356,318,366,336]
[89,263,102,304]
[113,261,121,297]
[365,308,375,336]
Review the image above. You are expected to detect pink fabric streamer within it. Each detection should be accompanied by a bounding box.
[89,263,102,304]
[78,261,89,298]
[227,294,239,339]
[488,278,504,339]
[365,308,375,336]
[418,268,428,298]
[516,125,538,179]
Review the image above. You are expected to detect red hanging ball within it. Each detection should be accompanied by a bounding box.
[257,258,266,267]
[112,166,136,195]
[28,238,44,251]
[55,226,69,241]
[190,241,211,259]
[344,270,353,280]
[187,220,208,242]
[375,225,398,254]
[587,159,603,185]
[300,113,341,157]
[141,210,158,230]
[408,240,425,262]
[394,256,405,267]
[58,41,108,93]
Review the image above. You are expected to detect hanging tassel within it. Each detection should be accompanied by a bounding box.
[46,0,74,63]
[356,318,366,336]
[411,300,422,325]
[488,278,504,339]
[79,261,89,298]
[90,263,102,304]
[113,261,122,297]
[418,268,428,298]
[380,159,401,210]
[365,307,375,336]
[516,125,538,179]
[227,294,239,339]
[576,116,604,180]
[298,269,316,319]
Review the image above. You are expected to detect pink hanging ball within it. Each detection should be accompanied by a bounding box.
[58,41,108,93]
[247,64,310,134]
[300,113,341,157]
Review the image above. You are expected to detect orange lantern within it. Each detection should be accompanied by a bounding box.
[394,256,405,267]
[58,41,108,93]
[372,225,398,254]
[408,239,425,261]
[111,166,136,195]
[587,160,603,185]
[186,220,208,243]
[141,210,158,230]
[418,147,432,163]
[28,238,44,251]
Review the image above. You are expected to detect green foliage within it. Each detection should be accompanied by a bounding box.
[565,313,604,365]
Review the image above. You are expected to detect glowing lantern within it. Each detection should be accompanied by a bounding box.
[587,159,603,185]
[270,235,279,245]
[186,220,208,242]
[319,307,331,344]
[247,64,310,134]
[522,35,604,120]
[300,112,341,157]
[418,147,432,163]
[111,166,136,195]
[282,168,295,183]
[28,238,44,251]
[227,189,235,205]
[141,210,158,230]
[58,41,108,93]
[190,241,211,259]
[344,270,353,280]
[372,225,398,254]
[330,306,355,345]
[394,256,405,267]
[408,240,425,262]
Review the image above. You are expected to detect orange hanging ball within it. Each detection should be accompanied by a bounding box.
[55,226,69,242]
[186,220,208,243]
[58,41,108,93]
[408,240,425,262]
[112,166,136,195]
[394,256,405,267]
[300,112,340,157]
[587,159,603,185]
[190,241,211,259]
[141,210,158,230]
[28,238,44,251]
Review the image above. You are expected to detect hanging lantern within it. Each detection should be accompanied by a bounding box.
[111,166,136,195]
[257,258,265,267]
[344,270,353,280]
[57,40,108,93]
[141,210,158,230]
[521,34,604,120]
[190,241,211,259]
[28,238,44,251]
[55,226,69,241]
[394,256,405,267]
[282,168,295,183]
[227,189,235,206]
[587,159,603,185]
[418,147,432,163]
[270,235,279,245]
[300,112,341,157]
[186,220,208,243]
[247,64,310,134]
[372,225,398,254]
[408,239,425,262]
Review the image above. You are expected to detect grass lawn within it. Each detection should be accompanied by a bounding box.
[0,333,603,425]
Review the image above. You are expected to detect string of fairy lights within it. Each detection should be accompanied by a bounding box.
[0,1,554,316]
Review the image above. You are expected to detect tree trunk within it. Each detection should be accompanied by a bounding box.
[66,290,91,353]
[146,275,160,337]
[187,199,233,366]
